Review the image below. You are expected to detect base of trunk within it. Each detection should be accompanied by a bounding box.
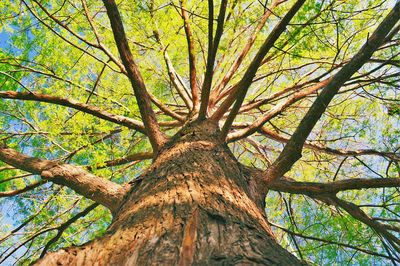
[36,121,305,265]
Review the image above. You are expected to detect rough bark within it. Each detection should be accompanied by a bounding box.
[0,147,127,212]
[36,121,304,265]
[103,0,167,151]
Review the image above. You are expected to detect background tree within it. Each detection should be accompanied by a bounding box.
[0,0,399,264]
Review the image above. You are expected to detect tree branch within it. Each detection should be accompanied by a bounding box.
[31,0,124,72]
[269,221,399,262]
[0,180,46,197]
[257,126,400,162]
[21,0,118,72]
[264,3,400,182]
[331,197,400,253]
[0,147,128,213]
[39,203,99,258]
[268,177,400,196]
[0,91,146,134]
[269,177,400,253]
[102,0,167,152]
[162,48,193,110]
[227,78,331,141]
[198,0,227,119]
[0,188,60,244]
[86,151,153,171]
[148,92,186,122]
[209,0,281,108]
[216,0,306,139]
[180,0,200,112]
[150,1,193,111]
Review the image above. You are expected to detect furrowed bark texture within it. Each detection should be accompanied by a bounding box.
[36,121,304,265]
[0,147,126,212]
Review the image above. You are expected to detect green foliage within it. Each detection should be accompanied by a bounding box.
[0,0,399,264]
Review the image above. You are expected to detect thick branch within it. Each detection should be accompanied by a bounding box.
[0,91,146,134]
[0,147,128,213]
[102,0,167,151]
[216,0,306,139]
[198,0,227,119]
[264,3,400,182]
[268,177,400,196]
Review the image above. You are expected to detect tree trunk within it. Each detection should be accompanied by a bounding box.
[36,121,304,265]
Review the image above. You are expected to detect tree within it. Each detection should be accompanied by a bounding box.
[0,0,399,264]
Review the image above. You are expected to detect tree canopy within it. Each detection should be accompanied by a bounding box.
[0,0,399,264]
